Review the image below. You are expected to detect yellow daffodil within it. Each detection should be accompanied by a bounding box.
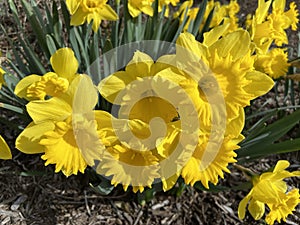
[248,0,299,52]
[204,0,240,32]
[128,0,154,18]
[254,48,290,79]
[238,160,300,225]
[181,115,245,188]
[96,114,161,193]
[0,135,12,160]
[16,75,105,176]
[159,0,179,17]
[98,51,201,191]
[14,48,78,101]
[66,0,118,32]
[175,30,274,123]
[174,0,239,33]
[173,0,197,31]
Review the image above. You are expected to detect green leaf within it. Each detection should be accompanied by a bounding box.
[197,6,214,41]
[46,34,58,55]
[238,110,300,159]
[0,102,24,114]
[89,180,114,195]
[21,0,50,58]
[8,0,22,29]
[191,0,207,36]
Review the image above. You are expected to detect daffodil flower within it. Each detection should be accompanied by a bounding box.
[127,0,154,18]
[98,51,203,191]
[0,135,12,160]
[16,75,106,176]
[156,29,273,188]
[248,0,299,51]
[254,48,290,79]
[175,30,274,123]
[66,0,118,32]
[15,48,79,101]
[238,160,300,225]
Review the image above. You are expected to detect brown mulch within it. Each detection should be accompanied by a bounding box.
[1,0,300,225]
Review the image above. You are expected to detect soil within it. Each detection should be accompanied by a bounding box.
[1,1,300,225]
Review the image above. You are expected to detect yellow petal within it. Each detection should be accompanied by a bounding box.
[98,71,130,103]
[70,6,87,26]
[161,172,180,191]
[101,5,119,20]
[15,122,55,154]
[14,75,41,100]
[126,51,154,78]
[238,192,252,219]
[209,30,251,61]
[50,48,78,80]
[249,199,265,220]
[27,97,71,124]
[244,71,274,97]
[226,106,245,137]
[72,74,98,114]
[0,135,12,159]
[203,22,230,47]
[273,160,290,172]
[176,32,208,61]
[66,0,80,14]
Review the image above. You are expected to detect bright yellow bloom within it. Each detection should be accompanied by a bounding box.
[14,48,78,101]
[16,75,105,176]
[254,48,290,79]
[173,0,197,31]
[66,0,118,32]
[174,0,239,33]
[175,30,274,123]
[238,160,300,225]
[248,0,299,51]
[128,0,154,17]
[98,51,200,192]
[96,114,161,193]
[0,135,12,160]
[181,117,244,188]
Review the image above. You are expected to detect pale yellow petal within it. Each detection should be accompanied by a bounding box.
[72,74,98,114]
[126,51,154,78]
[14,75,41,100]
[66,0,80,14]
[50,48,78,80]
[249,199,265,220]
[0,135,12,159]
[209,30,251,61]
[70,6,87,26]
[238,192,252,219]
[15,122,55,154]
[98,71,131,103]
[27,97,71,124]
[244,71,274,97]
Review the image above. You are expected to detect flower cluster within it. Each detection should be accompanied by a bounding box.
[0,0,300,224]
[174,0,240,33]
[246,0,299,79]
[238,160,300,225]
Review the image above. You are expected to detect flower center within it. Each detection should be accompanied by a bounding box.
[82,0,106,12]
[198,75,219,100]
